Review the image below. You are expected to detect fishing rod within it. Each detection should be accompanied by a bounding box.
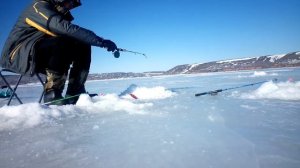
[113,48,147,59]
[43,83,140,105]
[195,78,278,97]
[43,93,98,106]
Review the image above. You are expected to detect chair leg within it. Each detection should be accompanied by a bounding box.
[36,73,45,103]
[8,75,24,105]
[0,72,23,105]
[1,69,47,105]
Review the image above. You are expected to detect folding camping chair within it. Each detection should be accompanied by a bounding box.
[0,68,45,106]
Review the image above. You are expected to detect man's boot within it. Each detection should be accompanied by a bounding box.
[43,69,67,105]
[65,68,89,104]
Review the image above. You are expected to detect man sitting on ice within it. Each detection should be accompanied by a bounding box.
[0,0,118,105]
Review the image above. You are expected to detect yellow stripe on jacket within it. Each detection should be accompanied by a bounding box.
[25,18,57,37]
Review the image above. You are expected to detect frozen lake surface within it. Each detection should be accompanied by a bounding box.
[1,68,300,168]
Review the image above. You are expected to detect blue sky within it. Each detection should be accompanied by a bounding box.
[1,0,300,73]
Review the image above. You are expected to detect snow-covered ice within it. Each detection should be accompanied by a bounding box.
[239,80,300,101]
[0,67,300,168]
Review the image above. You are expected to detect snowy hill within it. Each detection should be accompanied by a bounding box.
[166,51,300,74]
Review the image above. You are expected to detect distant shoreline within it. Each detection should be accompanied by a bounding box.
[2,66,299,87]
[1,51,299,86]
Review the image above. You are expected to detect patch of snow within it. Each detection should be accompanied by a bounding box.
[287,59,300,64]
[241,80,300,101]
[188,63,203,70]
[252,71,267,77]
[216,57,256,64]
[267,54,286,63]
[181,69,189,74]
[0,86,176,131]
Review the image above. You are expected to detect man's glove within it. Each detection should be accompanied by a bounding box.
[101,39,118,52]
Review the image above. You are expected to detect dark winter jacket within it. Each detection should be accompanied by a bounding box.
[0,0,103,76]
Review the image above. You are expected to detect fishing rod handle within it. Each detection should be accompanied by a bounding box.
[195,92,208,96]
[195,89,222,97]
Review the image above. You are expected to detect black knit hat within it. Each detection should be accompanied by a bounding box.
[52,0,81,8]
